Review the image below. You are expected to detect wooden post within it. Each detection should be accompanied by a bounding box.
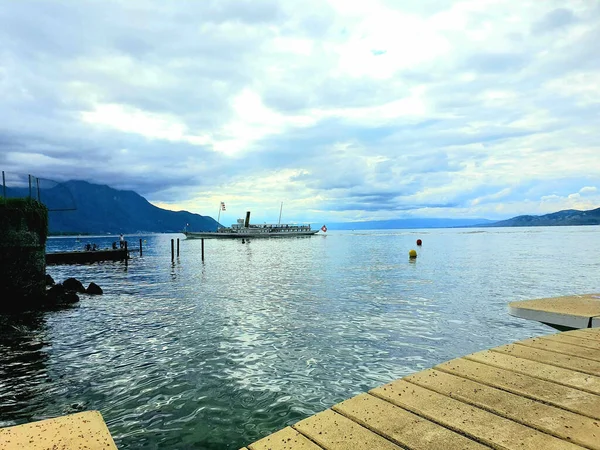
[28,174,32,199]
[171,239,174,262]
[124,241,128,265]
[36,177,41,202]
[139,238,143,256]
[201,238,205,262]
[177,238,180,257]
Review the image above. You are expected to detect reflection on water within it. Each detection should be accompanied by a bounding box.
[2,227,600,449]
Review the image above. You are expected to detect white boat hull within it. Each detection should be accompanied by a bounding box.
[184,230,319,239]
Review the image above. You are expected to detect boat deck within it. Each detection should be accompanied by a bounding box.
[509,293,600,329]
[243,327,600,450]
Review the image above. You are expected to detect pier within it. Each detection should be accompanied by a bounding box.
[243,327,600,450]
[509,293,600,330]
[45,240,143,265]
[46,248,129,264]
[2,326,599,448]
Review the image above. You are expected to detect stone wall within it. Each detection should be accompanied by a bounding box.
[0,199,48,308]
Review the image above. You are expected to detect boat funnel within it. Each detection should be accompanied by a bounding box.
[244,211,251,228]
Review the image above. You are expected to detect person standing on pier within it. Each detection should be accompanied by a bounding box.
[120,234,125,249]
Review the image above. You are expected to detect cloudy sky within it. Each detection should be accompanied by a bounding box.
[1,0,599,223]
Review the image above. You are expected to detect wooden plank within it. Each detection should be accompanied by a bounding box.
[466,350,600,395]
[0,411,117,450]
[293,409,403,450]
[370,380,583,450]
[493,343,600,376]
[406,368,600,449]
[435,357,600,420]
[332,393,488,450]
[542,333,600,350]
[517,337,600,362]
[248,427,322,450]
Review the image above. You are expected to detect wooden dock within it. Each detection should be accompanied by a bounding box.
[509,293,600,330]
[46,248,128,264]
[243,327,600,450]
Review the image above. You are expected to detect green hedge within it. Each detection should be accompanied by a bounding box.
[0,197,49,245]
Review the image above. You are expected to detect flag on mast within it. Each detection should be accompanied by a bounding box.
[220,202,226,211]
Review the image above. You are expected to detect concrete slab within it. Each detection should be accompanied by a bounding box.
[543,333,600,350]
[508,293,600,329]
[494,343,600,376]
[570,328,600,339]
[517,337,600,362]
[435,357,600,420]
[293,409,402,450]
[0,411,117,450]
[248,427,321,450]
[332,393,486,450]
[406,368,600,449]
[245,327,600,450]
[370,380,582,450]
[466,349,600,395]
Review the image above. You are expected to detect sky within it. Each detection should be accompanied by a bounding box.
[1,0,599,224]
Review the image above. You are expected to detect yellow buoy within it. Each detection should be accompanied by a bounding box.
[409,249,417,258]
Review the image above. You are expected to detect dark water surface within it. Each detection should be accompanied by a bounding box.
[1,227,599,449]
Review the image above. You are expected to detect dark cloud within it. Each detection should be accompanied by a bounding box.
[1,0,599,221]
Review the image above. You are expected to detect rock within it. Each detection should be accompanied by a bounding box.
[63,277,85,293]
[62,292,80,304]
[45,284,79,305]
[46,284,65,302]
[45,274,55,286]
[86,282,103,295]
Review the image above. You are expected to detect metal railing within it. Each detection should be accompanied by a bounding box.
[1,170,77,211]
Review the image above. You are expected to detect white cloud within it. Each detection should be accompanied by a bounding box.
[1,0,599,222]
[580,186,597,195]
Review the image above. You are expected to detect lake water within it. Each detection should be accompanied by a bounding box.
[1,227,599,449]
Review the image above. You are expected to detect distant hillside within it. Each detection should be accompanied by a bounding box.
[7,180,218,234]
[486,207,600,227]
[325,218,495,230]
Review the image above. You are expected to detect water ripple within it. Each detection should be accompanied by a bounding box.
[2,228,600,448]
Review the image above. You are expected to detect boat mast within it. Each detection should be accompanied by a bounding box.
[216,203,222,231]
[278,202,283,226]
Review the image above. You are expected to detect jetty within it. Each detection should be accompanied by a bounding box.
[509,293,600,330]
[243,327,600,450]
[45,240,142,265]
[2,318,600,448]
[46,248,129,264]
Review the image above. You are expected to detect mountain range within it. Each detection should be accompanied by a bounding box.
[483,207,600,227]
[4,180,600,233]
[7,180,218,234]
